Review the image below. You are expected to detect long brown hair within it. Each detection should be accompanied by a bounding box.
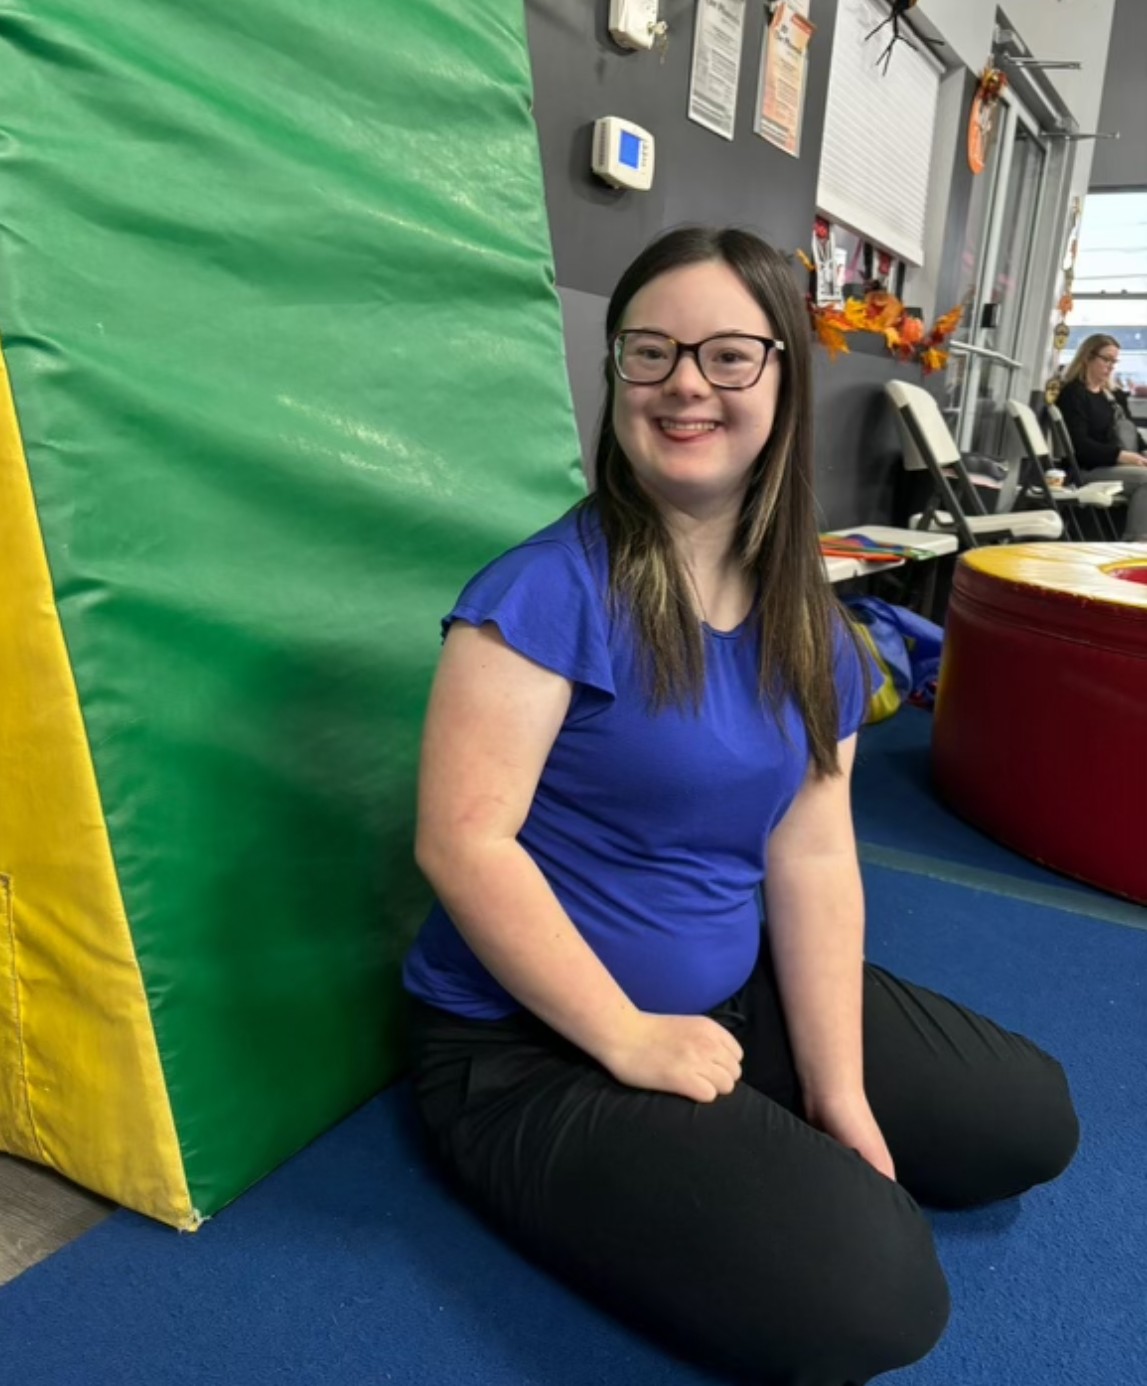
[1063,333,1119,386]
[587,226,858,777]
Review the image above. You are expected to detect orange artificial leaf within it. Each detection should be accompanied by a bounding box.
[864,291,904,331]
[920,347,949,376]
[796,249,816,273]
[882,325,903,352]
[978,68,1007,102]
[930,306,964,340]
[810,303,852,331]
[842,297,871,330]
[814,316,852,360]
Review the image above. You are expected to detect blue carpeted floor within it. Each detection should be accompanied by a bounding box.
[851,707,1095,891]
[2,709,1145,1385]
[854,709,1147,931]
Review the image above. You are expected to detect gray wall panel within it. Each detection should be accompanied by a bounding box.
[556,284,608,473]
[528,0,948,527]
[1090,0,1147,190]
[525,0,837,296]
[811,345,929,531]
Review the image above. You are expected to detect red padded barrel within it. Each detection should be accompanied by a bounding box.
[933,543,1147,904]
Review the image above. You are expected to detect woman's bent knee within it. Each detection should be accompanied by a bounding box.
[1010,1053,1080,1193]
[680,1189,950,1385]
[954,1044,1080,1208]
[794,1206,950,1385]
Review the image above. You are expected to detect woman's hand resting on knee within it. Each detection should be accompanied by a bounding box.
[805,1090,897,1181]
[601,1013,744,1103]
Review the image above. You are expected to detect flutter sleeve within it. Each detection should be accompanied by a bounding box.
[832,614,873,740]
[445,535,616,698]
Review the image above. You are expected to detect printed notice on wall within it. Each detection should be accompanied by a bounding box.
[754,2,815,158]
[688,0,747,142]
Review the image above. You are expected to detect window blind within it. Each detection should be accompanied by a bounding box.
[815,0,943,267]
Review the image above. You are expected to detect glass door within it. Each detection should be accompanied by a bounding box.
[950,90,1050,457]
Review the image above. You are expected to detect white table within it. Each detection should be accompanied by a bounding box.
[823,554,864,583]
[823,526,958,583]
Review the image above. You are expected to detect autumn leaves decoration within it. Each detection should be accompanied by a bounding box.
[796,250,964,376]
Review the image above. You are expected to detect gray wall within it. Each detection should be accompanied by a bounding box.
[1090,0,1147,191]
[525,0,954,529]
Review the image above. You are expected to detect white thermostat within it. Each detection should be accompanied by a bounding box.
[592,117,655,192]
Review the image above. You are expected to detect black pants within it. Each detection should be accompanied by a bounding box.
[408,954,1079,1386]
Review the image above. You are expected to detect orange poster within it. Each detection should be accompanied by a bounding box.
[755,2,815,158]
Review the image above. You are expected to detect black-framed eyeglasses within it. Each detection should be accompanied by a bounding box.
[1096,353,1119,366]
[612,331,785,390]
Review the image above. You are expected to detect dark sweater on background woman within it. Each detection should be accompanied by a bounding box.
[1057,378,1130,470]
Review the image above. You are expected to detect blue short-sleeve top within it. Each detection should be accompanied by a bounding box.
[403,505,867,1019]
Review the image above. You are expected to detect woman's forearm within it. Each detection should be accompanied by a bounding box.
[763,849,867,1108]
[418,836,641,1060]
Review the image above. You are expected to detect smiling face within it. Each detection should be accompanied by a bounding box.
[610,260,782,519]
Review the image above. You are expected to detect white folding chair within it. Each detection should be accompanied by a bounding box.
[1006,399,1121,541]
[886,380,1063,549]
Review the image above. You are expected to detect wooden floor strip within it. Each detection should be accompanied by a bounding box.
[0,1154,113,1287]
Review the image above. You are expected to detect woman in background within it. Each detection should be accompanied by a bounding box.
[1057,333,1147,539]
[404,227,1079,1386]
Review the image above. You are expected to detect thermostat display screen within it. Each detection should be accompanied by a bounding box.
[591,116,654,191]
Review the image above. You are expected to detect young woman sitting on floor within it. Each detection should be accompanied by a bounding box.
[403,227,1080,1386]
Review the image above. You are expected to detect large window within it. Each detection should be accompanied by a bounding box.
[1059,191,1147,393]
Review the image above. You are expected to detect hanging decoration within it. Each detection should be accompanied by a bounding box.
[1047,196,1083,403]
[812,216,843,305]
[797,246,962,375]
[872,247,896,293]
[968,67,1008,174]
[864,0,944,77]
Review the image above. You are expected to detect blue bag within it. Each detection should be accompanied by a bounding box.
[844,596,944,721]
